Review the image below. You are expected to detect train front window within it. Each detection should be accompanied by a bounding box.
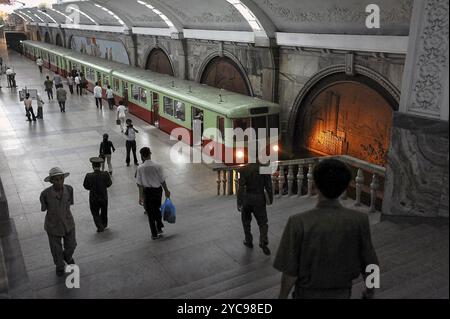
[251,116,267,139]
[131,84,139,100]
[113,78,120,92]
[233,118,250,131]
[140,88,147,104]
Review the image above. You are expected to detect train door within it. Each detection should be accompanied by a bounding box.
[151,92,159,127]
[122,80,129,106]
[192,107,204,145]
[96,71,101,86]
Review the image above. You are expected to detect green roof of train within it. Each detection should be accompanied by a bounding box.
[23,40,280,118]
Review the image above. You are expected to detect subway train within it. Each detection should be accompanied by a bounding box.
[22,40,280,164]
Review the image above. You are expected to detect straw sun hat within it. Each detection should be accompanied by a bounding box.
[44,167,70,182]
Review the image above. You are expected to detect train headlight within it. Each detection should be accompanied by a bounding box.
[236,150,244,159]
[273,144,279,152]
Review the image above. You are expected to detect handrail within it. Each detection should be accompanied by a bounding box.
[212,155,386,213]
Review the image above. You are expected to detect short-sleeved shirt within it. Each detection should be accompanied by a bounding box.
[94,86,102,98]
[136,160,167,188]
[39,185,75,236]
[53,75,62,86]
[125,126,137,141]
[117,105,127,118]
[24,98,33,109]
[44,80,53,90]
[75,76,81,84]
[106,89,114,99]
[273,199,379,292]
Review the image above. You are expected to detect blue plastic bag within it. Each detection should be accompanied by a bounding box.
[160,198,176,224]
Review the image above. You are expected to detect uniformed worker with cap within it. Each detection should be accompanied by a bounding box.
[83,157,113,232]
[237,162,273,255]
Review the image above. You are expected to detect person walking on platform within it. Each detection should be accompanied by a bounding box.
[273,159,379,299]
[67,75,74,94]
[36,56,44,74]
[237,162,273,255]
[75,74,81,95]
[39,167,77,277]
[136,147,171,240]
[36,93,44,119]
[54,73,63,89]
[124,119,139,166]
[83,157,113,233]
[99,133,116,175]
[106,85,115,110]
[80,73,87,95]
[94,82,103,109]
[116,101,128,132]
[23,93,36,122]
[6,67,16,88]
[56,85,67,112]
[44,76,54,100]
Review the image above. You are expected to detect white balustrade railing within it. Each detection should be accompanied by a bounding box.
[212,155,386,212]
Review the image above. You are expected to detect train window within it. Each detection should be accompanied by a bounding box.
[103,75,110,88]
[252,116,267,139]
[131,84,139,101]
[164,96,174,116]
[140,88,147,104]
[268,114,279,130]
[113,78,120,92]
[86,68,95,81]
[217,117,225,138]
[174,100,185,121]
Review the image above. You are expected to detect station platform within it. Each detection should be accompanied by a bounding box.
[1,44,448,300]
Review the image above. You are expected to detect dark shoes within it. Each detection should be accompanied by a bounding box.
[260,244,271,256]
[243,241,253,249]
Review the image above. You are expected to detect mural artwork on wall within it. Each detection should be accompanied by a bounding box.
[299,82,393,166]
[70,36,130,65]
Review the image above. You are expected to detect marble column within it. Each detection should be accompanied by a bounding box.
[382,0,449,218]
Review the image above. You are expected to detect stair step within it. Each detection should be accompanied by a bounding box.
[245,285,280,299]
[144,258,274,299]
[371,224,437,249]
[175,262,277,299]
[207,273,280,299]
[377,266,448,299]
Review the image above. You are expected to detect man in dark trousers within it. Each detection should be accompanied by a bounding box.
[237,162,273,255]
[273,159,379,299]
[136,147,171,240]
[83,157,113,233]
[40,167,77,276]
[124,119,139,166]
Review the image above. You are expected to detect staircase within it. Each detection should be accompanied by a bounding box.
[142,196,448,299]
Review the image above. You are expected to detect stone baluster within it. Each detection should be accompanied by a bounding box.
[340,190,348,200]
[222,171,227,196]
[307,164,314,197]
[369,174,379,212]
[355,168,364,206]
[278,165,285,198]
[287,165,294,196]
[234,170,239,196]
[217,170,221,196]
[297,164,304,197]
[271,171,278,198]
[227,170,234,195]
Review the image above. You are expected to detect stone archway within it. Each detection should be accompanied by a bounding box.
[292,73,398,166]
[36,31,41,41]
[44,31,52,44]
[200,56,251,96]
[55,33,63,47]
[145,48,174,76]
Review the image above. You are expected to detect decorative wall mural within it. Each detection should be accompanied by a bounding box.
[70,36,130,65]
[299,82,393,165]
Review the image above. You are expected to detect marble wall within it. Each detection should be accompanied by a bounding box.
[382,113,449,218]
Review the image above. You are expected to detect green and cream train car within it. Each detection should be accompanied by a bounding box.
[22,40,280,163]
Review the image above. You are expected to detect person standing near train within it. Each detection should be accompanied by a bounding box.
[36,57,44,74]
[116,100,128,132]
[67,74,74,94]
[124,119,139,167]
[106,85,115,110]
[44,76,54,100]
[75,73,81,95]
[94,82,103,109]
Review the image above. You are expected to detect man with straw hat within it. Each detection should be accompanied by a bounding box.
[83,157,113,232]
[39,167,77,277]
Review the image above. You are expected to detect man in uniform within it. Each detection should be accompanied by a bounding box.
[83,157,113,232]
[273,159,379,299]
[237,162,273,255]
[40,167,77,276]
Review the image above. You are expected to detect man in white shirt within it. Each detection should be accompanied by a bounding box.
[23,93,36,122]
[75,75,81,95]
[6,67,16,88]
[36,57,44,73]
[116,101,128,132]
[106,85,115,110]
[53,74,63,89]
[94,82,103,109]
[67,75,74,94]
[124,119,139,166]
[136,147,171,240]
